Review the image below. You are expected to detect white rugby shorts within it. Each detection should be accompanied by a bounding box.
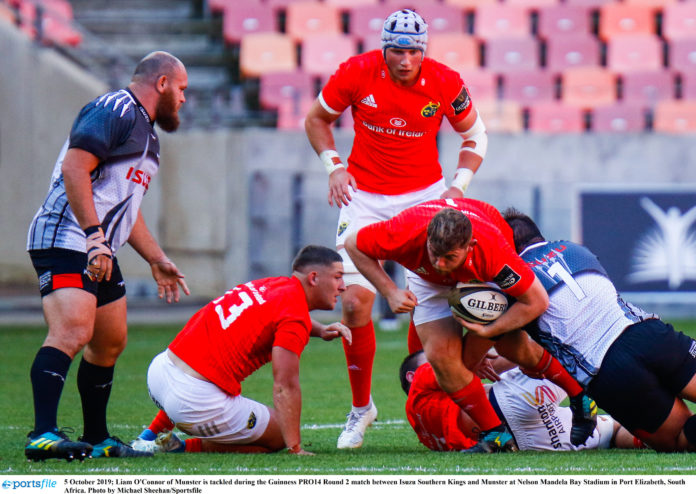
[405,273,453,326]
[335,179,446,292]
[147,352,270,444]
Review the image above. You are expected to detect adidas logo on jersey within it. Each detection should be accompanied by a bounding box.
[360,94,377,108]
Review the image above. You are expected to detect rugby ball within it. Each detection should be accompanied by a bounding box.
[448,284,509,324]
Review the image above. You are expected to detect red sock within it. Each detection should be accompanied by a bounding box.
[530,350,583,397]
[407,318,423,353]
[148,410,175,434]
[342,320,376,407]
[448,376,502,431]
[184,437,202,452]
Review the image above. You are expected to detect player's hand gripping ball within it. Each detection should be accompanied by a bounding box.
[448,284,509,324]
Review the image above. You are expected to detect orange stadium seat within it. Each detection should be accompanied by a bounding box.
[475,100,524,133]
[682,72,696,101]
[416,4,467,35]
[501,69,557,105]
[527,102,585,133]
[653,100,696,133]
[461,69,498,104]
[621,70,675,106]
[591,103,646,132]
[562,66,617,108]
[537,5,592,40]
[427,33,479,73]
[222,3,276,44]
[598,4,655,41]
[484,36,540,73]
[19,0,82,47]
[301,34,357,77]
[545,33,600,73]
[259,70,316,110]
[347,4,393,46]
[285,2,342,42]
[606,34,664,73]
[668,39,696,76]
[474,4,532,39]
[662,3,696,42]
[239,32,297,78]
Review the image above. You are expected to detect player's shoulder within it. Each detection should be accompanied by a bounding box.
[422,56,462,81]
[337,50,383,74]
[86,89,139,119]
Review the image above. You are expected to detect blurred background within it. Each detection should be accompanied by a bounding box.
[1,0,695,324]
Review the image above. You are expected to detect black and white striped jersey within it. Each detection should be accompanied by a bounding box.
[27,89,160,255]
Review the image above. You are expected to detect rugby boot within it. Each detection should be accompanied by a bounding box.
[462,424,518,453]
[155,430,185,453]
[337,401,378,449]
[87,435,153,458]
[25,428,92,462]
[569,393,598,446]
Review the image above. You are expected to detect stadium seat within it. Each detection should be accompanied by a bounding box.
[682,72,696,101]
[239,32,297,78]
[653,100,696,133]
[444,0,497,9]
[473,4,532,40]
[415,4,467,35]
[667,39,696,76]
[222,3,277,45]
[606,34,664,73]
[301,34,357,77]
[475,100,524,134]
[427,33,479,73]
[621,70,675,106]
[622,0,677,8]
[209,0,263,15]
[537,5,592,40]
[503,0,559,8]
[383,0,445,9]
[484,37,540,73]
[501,69,557,105]
[19,0,82,47]
[325,0,379,9]
[662,3,696,42]
[544,33,600,73]
[564,0,612,7]
[527,102,585,133]
[461,69,498,104]
[276,96,315,130]
[591,103,646,132]
[598,4,655,41]
[562,67,617,108]
[347,4,393,47]
[259,70,316,110]
[285,2,342,42]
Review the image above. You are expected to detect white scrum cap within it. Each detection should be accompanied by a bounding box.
[381,9,428,55]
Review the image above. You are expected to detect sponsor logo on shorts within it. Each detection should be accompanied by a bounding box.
[337,221,349,237]
[689,341,696,358]
[39,271,52,291]
[493,265,522,289]
[450,87,471,115]
[421,101,440,118]
[247,412,257,429]
[520,385,558,407]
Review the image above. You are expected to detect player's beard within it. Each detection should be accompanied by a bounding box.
[155,88,180,132]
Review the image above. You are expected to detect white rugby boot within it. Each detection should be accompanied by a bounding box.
[336,400,378,449]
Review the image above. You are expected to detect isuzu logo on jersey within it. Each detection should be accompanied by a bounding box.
[421,101,440,117]
[125,166,151,190]
[390,117,407,127]
[451,87,471,115]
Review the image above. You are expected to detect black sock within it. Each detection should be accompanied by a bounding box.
[77,358,114,444]
[683,415,696,448]
[30,346,72,435]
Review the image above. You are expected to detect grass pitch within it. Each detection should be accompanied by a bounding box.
[1,320,696,476]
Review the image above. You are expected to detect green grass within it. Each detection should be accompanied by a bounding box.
[2,321,696,476]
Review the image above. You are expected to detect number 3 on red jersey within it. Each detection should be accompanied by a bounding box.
[212,282,267,330]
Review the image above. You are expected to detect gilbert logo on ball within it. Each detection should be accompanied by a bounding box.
[448,284,509,324]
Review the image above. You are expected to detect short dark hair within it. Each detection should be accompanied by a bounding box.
[426,208,473,257]
[132,51,182,84]
[292,245,342,272]
[502,207,545,253]
[399,351,425,395]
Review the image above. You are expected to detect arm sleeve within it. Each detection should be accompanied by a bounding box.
[68,103,134,161]
[272,308,311,357]
[319,59,359,115]
[444,72,475,126]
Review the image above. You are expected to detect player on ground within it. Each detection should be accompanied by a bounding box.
[305,8,488,449]
[345,198,597,452]
[25,52,189,461]
[400,351,642,452]
[462,208,696,452]
[136,246,350,455]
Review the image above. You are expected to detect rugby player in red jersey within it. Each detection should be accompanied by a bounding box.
[345,198,598,451]
[305,9,488,449]
[133,246,350,455]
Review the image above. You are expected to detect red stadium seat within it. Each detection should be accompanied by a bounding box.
[427,33,479,73]
[622,0,677,9]
[598,4,655,41]
[276,96,315,130]
[239,32,297,78]
[564,0,613,7]
[484,36,540,73]
[606,34,664,74]
[474,5,531,40]
[19,0,82,47]
[501,69,556,105]
[537,5,592,40]
[591,103,646,132]
[621,70,675,107]
[346,4,392,46]
[209,0,263,15]
[285,2,342,42]
[222,3,276,45]
[415,4,467,35]
[444,0,497,10]
[504,0,559,9]
[383,0,444,9]
[668,39,696,76]
[325,0,379,9]
[545,33,600,73]
[301,34,357,77]
[653,100,696,133]
[259,70,316,110]
[527,102,585,133]
[562,66,617,109]
[682,72,696,101]
[662,3,696,42]
[461,69,498,104]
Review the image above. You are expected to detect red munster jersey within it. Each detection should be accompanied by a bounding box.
[356,198,535,298]
[319,50,475,195]
[406,363,476,451]
[168,276,311,397]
